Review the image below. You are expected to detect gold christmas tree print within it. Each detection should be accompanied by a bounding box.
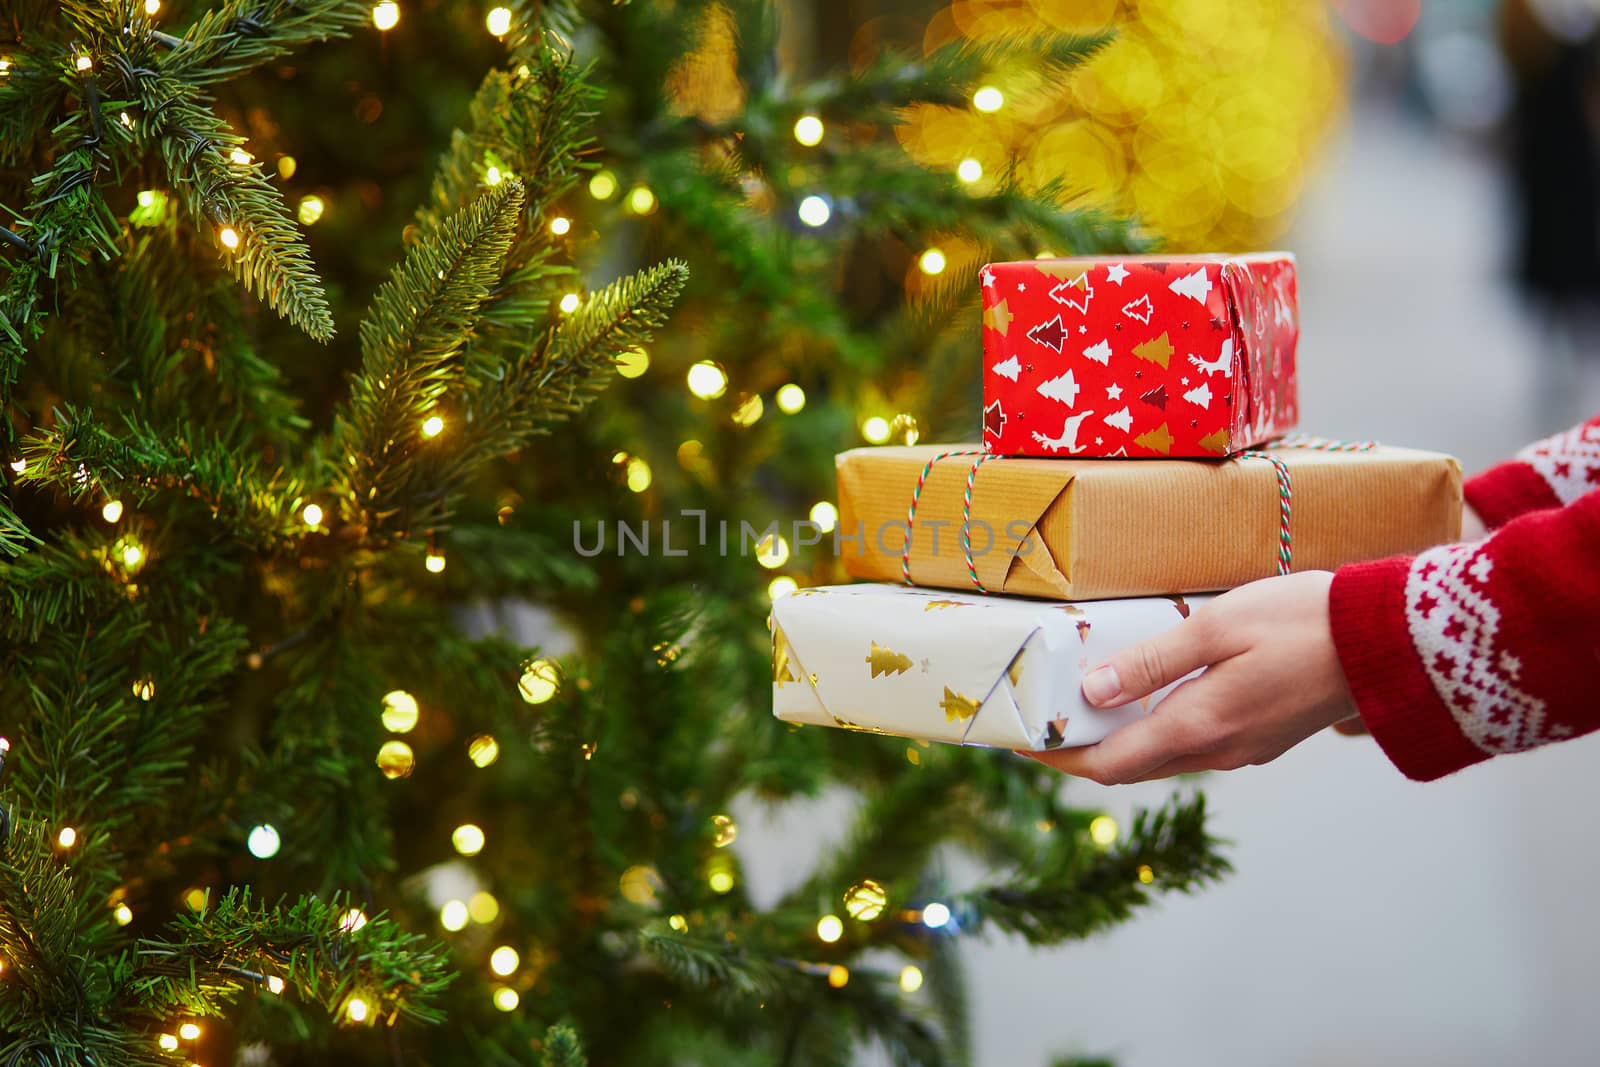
[983,298,1013,336]
[772,626,800,686]
[866,642,915,677]
[1197,427,1231,453]
[939,686,979,722]
[1133,331,1174,369]
[1136,422,1175,454]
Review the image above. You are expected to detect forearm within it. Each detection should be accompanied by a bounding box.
[1331,488,1600,781]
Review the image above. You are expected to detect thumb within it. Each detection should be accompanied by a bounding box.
[1081,617,1216,707]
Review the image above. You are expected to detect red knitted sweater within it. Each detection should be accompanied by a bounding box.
[1331,416,1600,780]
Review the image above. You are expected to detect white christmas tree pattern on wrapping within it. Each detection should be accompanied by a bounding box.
[1036,370,1079,407]
[1169,267,1213,304]
[1082,339,1111,365]
[992,355,1021,382]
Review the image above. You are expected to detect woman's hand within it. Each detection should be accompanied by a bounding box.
[1020,571,1359,784]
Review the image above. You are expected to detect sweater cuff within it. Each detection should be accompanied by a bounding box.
[1463,460,1561,530]
[1330,558,1489,782]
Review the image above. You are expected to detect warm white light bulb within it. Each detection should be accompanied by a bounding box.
[440,900,469,931]
[178,1023,201,1041]
[101,499,123,523]
[493,986,520,1011]
[862,416,890,444]
[424,552,446,574]
[421,414,444,438]
[57,827,77,849]
[797,195,830,228]
[218,226,239,250]
[489,945,519,976]
[549,216,571,236]
[918,248,947,276]
[558,292,581,314]
[816,915,843,943]
[301,503,323,527]
[372,0,399,30]
[921,902,950,928]
[452,823,486,856]
[113,903,134,926]
[267,976,286,995]
[75,55,93,72]
[247,824,281,859]
[686,361,727,400]
[145,0,161,13]
[485,6,512,36]
[972,86,1003,113]
[229,148,252,165]
[775,383,805,413]
[957,158,983,183]
[793,114,824,146]
[345,997,369,1023]
[339,909,368,933]
[159,1035,179,1051]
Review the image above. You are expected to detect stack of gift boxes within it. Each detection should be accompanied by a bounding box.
[771,254,1464,752]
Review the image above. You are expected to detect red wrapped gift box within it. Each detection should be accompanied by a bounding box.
[980,253,1299,458]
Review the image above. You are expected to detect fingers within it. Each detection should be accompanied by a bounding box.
[1331,717,1369,737]
[1022,699,1204,784]
[1081,615,1216,708]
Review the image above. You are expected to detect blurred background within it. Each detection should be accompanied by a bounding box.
[748,0,1600,1063]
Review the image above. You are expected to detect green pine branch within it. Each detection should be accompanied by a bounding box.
[18,408,310,553]
[135,71,336,342]
[126,889,452,1024]
[149,0,367,86]
[540,1023,589,1067]
[964,794,1232,944]
[336,181,526,540]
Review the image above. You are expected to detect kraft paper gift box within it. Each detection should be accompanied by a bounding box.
[981,253,1299,458]
[834,442,1463,601]
[772,584,1211,750]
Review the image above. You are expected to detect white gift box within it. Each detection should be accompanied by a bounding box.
[771,584,1211,750]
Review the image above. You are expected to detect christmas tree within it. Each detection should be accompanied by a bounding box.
[0,1,1229,1063]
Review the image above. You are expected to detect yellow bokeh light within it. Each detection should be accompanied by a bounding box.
[485,165,503,186]
[121,541,145,569]
[816,915,843,943]
[615,347,649,378]
[767,576,798,601]
[452,823,486,857]
[178,1023,201,1041]
[131,678,154,701]
[972,86,1003,112]
[775,383,805,413]
[626,456,652,493]
[918,248,946,276]
[900,965,923,992]
[588,171,617,200]
[793,114,824,146]
[754,533,789,570]
[184,887,208,911]
[862,417,890,444]
[558,292,581,314]
[229,148,253,166]
[1089,815,1119,847]
[549,216,571,235]
[57,827,77,849]
[424,552,446,574]
[957,158,983,183]
[421,414,445,438]
[1138,864,1155,885]
[375,739,415,779]
[277,155,297,180]
[297,195,325,225]
[267,976,286,995]
[626,185,656,215]
[345,997,369,1023]
[340,909,368,933]
[668,913,688,932]
[518,659,560,704]
[485,6,512,36]
[301,503,323,527]
[921,902,950,928]
[381,689,419,733]
[467,734,500,768]
[440,900,469,931]
[620,865,659,905]
[145,0,161,13]
[843,879,887,921]
[101,499,123,523]
[708,870,734,894]
[710,814,738,848]
[809,501,838,533]
[493,987,520,1012]
[731,393,763,427]
[827,965,849,988]
[489,945,519,976]
[218,226,239,250]
[372,1,399,30]
[113,903,133,926]
[469,891,500,924]
[159,1035,179,1051]
[76,55,93,72]
[686,361,727,399]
